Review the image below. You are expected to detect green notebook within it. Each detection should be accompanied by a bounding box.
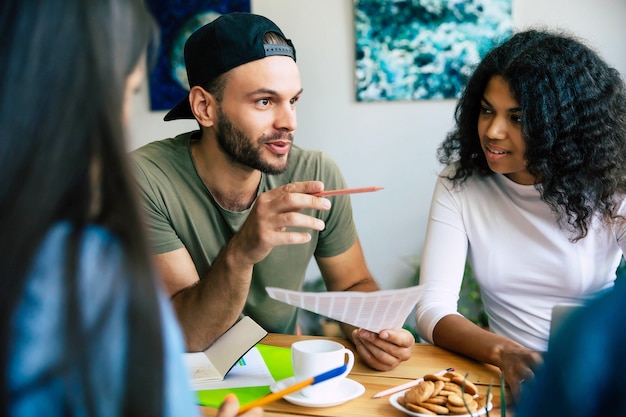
[195,344,294,408]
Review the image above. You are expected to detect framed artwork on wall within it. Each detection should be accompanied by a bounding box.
[354,0,512,102]
[145,0,251,111]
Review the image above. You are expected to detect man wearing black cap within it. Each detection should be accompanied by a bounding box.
[132,12,413,371]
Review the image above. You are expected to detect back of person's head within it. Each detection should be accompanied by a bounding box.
[0,0,164,415]
[0,0,156,279]
[440,29,626,239]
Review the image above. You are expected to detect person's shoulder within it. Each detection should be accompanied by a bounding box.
[435,163,463,189]
[131,131,195,162]
[65,224,130,291]
[435,164,504,203]
[42,222,120,255]
[616,193,626,215]
[131,132,198,182]
[41,222,113,247]
[437,163,501,187]
[438,163,457,178]
[290,144,322,158]
[29,222,123,290]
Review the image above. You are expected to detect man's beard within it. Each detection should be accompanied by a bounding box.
[215,106,291,175]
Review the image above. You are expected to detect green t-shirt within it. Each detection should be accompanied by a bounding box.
[131,131,357,333]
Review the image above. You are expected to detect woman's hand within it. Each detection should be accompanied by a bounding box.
[497,345,544,402]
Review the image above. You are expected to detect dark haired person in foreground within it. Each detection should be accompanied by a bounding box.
[415,29,626,401]
[0,0,260,415]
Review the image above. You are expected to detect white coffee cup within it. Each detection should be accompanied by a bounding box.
[291,339,355,399]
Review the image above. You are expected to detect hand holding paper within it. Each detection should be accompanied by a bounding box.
[266,285,424,333]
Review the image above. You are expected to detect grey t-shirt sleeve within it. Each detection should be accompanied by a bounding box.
[131,155,185,254]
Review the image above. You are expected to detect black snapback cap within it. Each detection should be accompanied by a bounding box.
[164,12,296,121]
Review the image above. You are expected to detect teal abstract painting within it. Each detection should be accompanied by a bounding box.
[354,0,512,101]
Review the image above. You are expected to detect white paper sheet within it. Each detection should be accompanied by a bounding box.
[188,347,275,391]
[266,285,424,333]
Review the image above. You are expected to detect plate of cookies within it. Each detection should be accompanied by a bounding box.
[389,371,493,416]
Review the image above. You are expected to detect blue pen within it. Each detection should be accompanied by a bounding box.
[237,364,347,414]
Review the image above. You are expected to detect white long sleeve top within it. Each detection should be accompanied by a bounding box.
[415,166,626,351]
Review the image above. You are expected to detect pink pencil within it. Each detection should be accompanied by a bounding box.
[312,186,384,197]
[371,367,455,398]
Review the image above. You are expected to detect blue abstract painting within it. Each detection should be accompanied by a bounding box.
[145,0,251,111]
[354,0,512,101]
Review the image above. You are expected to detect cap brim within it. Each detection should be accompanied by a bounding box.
[163,95,194,121]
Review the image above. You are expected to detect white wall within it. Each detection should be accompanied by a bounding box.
[129,0,626,289]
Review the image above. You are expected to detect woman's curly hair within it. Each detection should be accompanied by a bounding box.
[438,29,626,241]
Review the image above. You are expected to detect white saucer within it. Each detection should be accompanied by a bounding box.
[270,376,365,407]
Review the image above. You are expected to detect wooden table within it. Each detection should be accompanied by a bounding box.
[200,334,512,416]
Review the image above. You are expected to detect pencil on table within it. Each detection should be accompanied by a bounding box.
[371,367,455,398]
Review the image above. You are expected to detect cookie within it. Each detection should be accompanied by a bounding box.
[443,371,465,380]
[405,380,435,404]
[443,382,463,394]
[424,395,448,405]
[447,400,478,414]
[406,403,437,415]
[446,393,475,407]
[417,402,450,414]
[424,373,451,383]
[432,380,445,397]
[450,376,478,395]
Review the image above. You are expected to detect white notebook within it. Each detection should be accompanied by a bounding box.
[183,316,267,383]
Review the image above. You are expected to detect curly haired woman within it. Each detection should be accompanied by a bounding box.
[415,29,626,401]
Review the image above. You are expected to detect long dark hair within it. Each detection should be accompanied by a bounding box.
[438,29,626,240]
[0,0,164,415]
